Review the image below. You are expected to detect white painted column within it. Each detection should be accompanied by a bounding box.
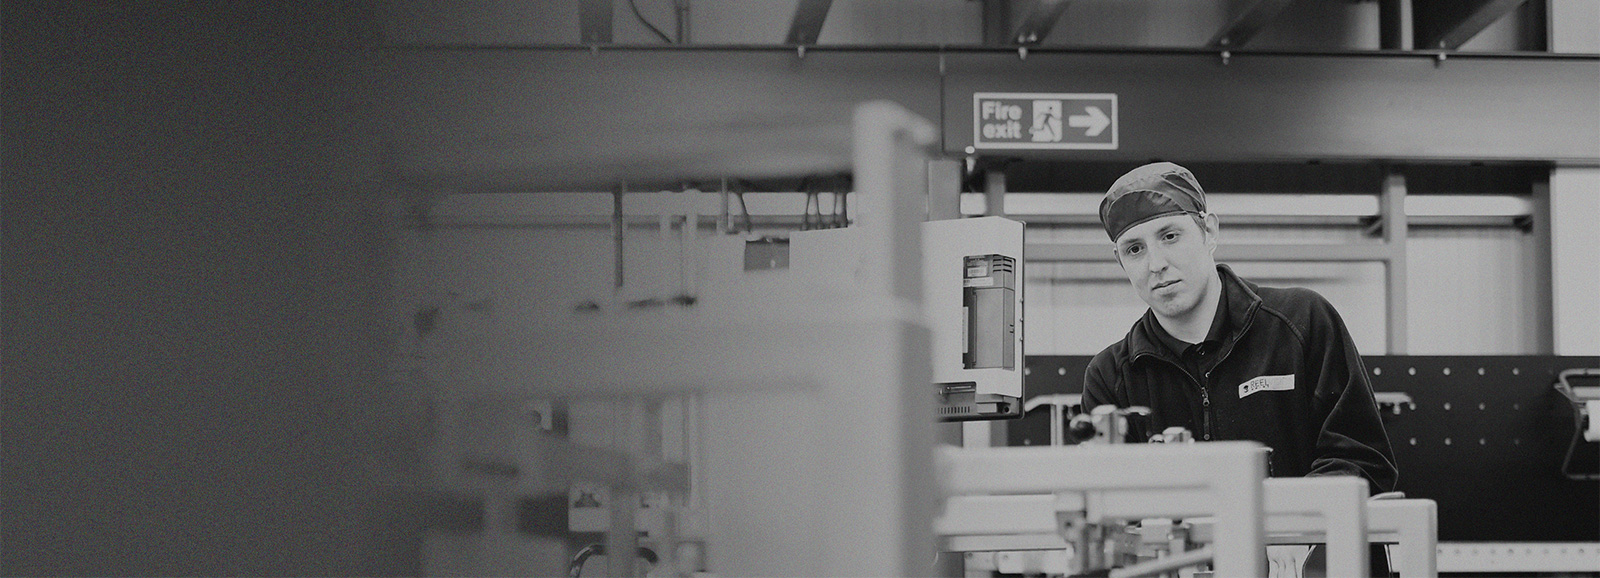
[1550,0,1600,53]
[1549,168,1600,355]
[985,170,1007,217]
[1548,3,1600,356]
[969,167,1008,448]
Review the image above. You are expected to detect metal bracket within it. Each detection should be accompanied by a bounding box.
[1053,496,1097,575]
[1375,391,1417,416]
[1083,405,1150,444]
[1555,368,1600,479]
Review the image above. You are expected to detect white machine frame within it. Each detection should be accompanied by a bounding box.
[425,102,942,577]
[1263,477,1371,578]
[1369,499,1439,578]
[937,441,1267,578]
[1207,482,1437,577]
[938,458,1442,578]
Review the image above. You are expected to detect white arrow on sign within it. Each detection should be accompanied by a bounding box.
[1068,106,1110,137]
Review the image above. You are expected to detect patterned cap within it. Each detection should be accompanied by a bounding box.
[1099,162,1207,242]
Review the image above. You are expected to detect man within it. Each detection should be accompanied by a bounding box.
[1083,162,1398,493]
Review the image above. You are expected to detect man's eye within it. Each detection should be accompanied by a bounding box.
[1163,231,1180,242]
[1125,244,1143,255]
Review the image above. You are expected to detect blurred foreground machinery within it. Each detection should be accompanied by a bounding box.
[1012,355,1600,575]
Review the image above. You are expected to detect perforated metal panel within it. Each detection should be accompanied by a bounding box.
[1368,356,1598,542]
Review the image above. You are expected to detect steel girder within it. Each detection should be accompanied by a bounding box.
[376,47,1599,191]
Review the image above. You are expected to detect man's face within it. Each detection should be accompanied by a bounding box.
[1114,213,1218,320]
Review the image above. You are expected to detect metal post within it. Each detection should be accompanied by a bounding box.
[674,0,691,43]
[839,101,938,577]
[614,183,626,292]
[718,178,731,234]
[1051,405,1064,446]
[1548,167,1600,355]
[1380,0,1413,49]
[681,189,701,298]
[984,169,1006,218]
[1212,446,1266,578]
[1531,178,1555,354]
[580,0,614,44]
[927,159,963,221]
[1382,172,1408,354]
[659,192,674,299]
[606,399,646,578]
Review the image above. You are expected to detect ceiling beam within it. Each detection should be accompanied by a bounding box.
[1207,0,1297,48]
[376,48,1600,192]
[1414,0,1526,50]
[785,0,834,45]
[942,50,1598,164]
[1011,0,1073,45]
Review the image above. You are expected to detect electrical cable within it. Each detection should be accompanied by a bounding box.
[838,188,851,225]
[570,543,659,578]
[628,0,674,43]
[838,184,851,225]
[734,189,753,234]
[794,175,814,231]
[804,191,821,231]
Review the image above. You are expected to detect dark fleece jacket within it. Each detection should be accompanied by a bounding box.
[1084,264,1398,493]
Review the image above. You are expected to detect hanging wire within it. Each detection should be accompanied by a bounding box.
[835,174,851,227]
[838,188,851,225]
[733,189,754,234]
[804,191,823,231]
[790,175,808,231]
[628,0,674,43]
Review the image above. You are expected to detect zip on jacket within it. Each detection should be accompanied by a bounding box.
[1083,264,1398,493]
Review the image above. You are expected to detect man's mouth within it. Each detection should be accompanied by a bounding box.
[1152,280,1180,291]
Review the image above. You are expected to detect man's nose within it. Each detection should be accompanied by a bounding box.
[1145,246,1170,272]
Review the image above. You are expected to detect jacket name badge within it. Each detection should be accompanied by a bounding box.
[1239,374,1295,398]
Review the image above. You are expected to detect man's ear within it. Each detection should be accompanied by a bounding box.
[1111,247,1125,270]
[1203,213,1221,252]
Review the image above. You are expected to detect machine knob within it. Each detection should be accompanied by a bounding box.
[1067,414,1098,443]
[1160,426,1194,443]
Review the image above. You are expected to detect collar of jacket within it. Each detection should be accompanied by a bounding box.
[1128,264,1264,365]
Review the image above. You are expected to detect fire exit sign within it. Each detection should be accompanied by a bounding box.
[972,92,1118,150]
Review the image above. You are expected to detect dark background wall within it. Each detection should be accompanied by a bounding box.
[3,2,422,575]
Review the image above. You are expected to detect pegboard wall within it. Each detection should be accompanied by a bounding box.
[1013,355,1600,542]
